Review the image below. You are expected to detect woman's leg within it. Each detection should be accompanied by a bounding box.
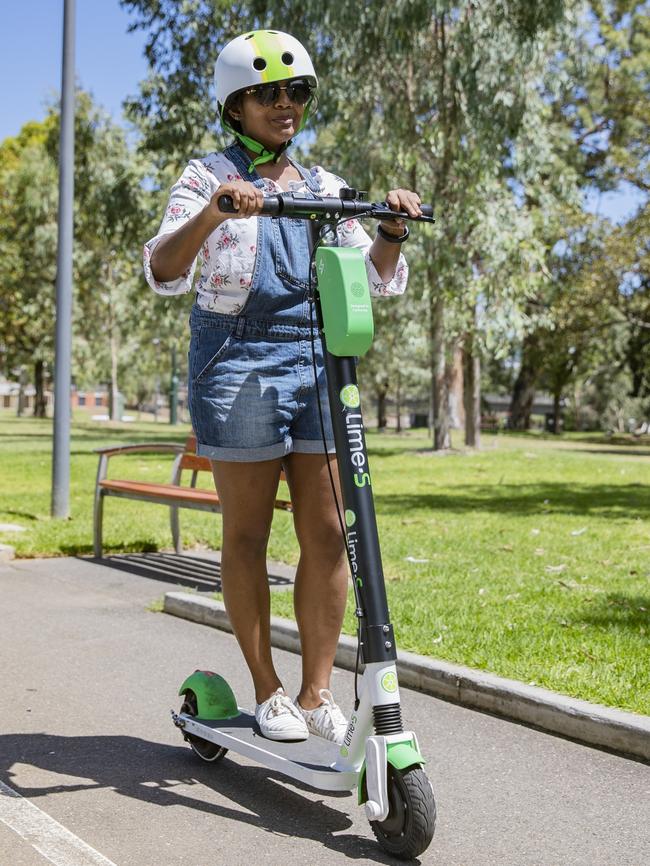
[282,451,349,710]
[211,458,285,704]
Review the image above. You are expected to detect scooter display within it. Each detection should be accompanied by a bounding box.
[171,188,436,860]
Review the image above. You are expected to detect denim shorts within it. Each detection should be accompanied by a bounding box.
[188,311,336,462]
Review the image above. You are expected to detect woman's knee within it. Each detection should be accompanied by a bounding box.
[222,523,271,559]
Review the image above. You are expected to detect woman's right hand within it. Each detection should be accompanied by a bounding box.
[209,180,265,220]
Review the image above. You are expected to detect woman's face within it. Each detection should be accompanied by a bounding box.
[230,79,307,152]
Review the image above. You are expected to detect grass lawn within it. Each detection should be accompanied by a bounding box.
[1,410,648,715]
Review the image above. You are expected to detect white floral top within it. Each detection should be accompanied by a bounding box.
[143,151,408,313]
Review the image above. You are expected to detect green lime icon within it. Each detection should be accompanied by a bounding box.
[350,281,365,298]
[345,509,356,527]
[340,745,349,758]
[340,384,360,408]
[381,672,398,693]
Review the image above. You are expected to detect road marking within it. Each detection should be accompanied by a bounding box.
[0,780,117,866]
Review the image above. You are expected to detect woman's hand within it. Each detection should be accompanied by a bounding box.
[208,180,265,220]
[380,188,422,236]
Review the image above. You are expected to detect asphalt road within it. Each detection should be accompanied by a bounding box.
[0,554,648,866]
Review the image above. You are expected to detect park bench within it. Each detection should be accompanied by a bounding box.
[93,433,292,558]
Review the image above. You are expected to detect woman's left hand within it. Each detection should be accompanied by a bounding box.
[380,188,422,235]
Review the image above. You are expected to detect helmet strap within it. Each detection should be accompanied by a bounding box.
[220,96,313,173]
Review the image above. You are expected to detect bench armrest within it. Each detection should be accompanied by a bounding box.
[94,442,187,489]
[94,443,185,458]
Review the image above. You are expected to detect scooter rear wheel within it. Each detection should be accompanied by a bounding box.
[180,690,228,763]
[370,765,436,860]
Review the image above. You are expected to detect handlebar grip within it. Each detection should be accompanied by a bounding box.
[217,194,236,213]
[217,194,281,216]
[420,204,433,219]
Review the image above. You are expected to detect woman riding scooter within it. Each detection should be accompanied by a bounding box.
[144,29,422,743]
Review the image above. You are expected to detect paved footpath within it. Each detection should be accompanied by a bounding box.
[0,555,648,866]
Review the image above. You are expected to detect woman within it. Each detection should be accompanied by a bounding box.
[143,30,421,744]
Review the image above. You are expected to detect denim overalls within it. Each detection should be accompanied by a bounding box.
[188,143,335,461]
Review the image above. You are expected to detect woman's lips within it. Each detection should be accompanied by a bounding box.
[271,117,294,127]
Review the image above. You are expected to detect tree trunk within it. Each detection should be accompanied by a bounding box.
[395,369,402,433]
[109,327,120,421]
[510,333,538,430]
[463,327,481,449]
[33,359,47,418]
[17,366,28,417]
[448,340,464,429]
[432,294,450,450]
[376,380,388,430]
[552,390,562,435]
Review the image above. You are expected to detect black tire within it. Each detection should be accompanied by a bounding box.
[180,690,228,763]
[370,766,436,860]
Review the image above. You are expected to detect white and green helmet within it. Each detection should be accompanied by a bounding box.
[214,30,318,169]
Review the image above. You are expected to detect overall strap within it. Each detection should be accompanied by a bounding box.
[223,142,266,187]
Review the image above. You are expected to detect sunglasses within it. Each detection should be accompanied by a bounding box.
[243,78,314,107]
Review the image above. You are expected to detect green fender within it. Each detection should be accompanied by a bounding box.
[358,739,426,805]
[179,670,240,720]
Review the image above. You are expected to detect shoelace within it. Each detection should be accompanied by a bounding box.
[267,692,300,720]
[312,691,346,733]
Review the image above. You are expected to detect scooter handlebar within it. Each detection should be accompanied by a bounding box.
[216,193,434,223]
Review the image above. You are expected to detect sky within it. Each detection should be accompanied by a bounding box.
[0,0,148,139]
[0,0,645,224]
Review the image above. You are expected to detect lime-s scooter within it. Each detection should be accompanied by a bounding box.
[171,188,436,860]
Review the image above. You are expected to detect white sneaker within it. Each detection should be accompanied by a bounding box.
[255,687,309,741]
[295,689,348,744]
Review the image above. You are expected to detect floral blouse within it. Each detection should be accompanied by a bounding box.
[143,151,408,313]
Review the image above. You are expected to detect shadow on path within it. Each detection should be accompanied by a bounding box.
[0,732,408,864]
[84,552,293,594]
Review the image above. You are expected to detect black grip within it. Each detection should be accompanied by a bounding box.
[420,204,433,218]
[217,194,236,213]
[217,194,281,215]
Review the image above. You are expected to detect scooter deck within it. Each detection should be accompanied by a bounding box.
[178,710,359,792]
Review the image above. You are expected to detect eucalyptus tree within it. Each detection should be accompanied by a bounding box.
[0,119,59,416]
[509,0,650,428]
[122,0,569,447]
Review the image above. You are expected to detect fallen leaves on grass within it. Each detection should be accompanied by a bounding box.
[405,556,430,563]
[546,563,567,573]
[571,527,587,536]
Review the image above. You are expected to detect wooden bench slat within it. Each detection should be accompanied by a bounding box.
[98,479,292,511]
[94,432,292,558]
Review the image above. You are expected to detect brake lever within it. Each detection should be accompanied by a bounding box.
[370,203,435,223]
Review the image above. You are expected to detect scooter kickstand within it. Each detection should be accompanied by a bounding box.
[364,736,389,822]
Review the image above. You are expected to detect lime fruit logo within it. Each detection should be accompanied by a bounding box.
[381,672,398,693]
[339,745,349,758]
[350,281,365,298]
[345,509,356,527]
[340,384,360,408]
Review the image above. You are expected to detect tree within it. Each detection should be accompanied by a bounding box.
[122,0,569,449]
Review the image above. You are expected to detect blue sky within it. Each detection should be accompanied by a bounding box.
[1,1,645,224]
[1,0,148,139]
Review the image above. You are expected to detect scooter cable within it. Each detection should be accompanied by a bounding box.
[307,221,363,709]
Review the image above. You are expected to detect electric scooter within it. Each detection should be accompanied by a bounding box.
[171,188,436,860]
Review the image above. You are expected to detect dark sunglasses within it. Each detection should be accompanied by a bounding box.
[243,78,314,107]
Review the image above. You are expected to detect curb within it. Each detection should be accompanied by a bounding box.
[0,544,15,563]
[164,591,650,762]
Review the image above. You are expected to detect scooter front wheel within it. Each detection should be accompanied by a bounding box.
[180,690,228,763]
[370,765,436,860]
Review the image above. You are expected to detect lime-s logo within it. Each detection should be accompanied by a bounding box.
[381,672,398,693]
[340,384,360,408]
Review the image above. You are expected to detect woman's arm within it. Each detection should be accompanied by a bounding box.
[369,187,422,283]
[150,180,265,282]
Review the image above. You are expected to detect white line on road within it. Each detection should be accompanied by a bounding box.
[0,780,117,866]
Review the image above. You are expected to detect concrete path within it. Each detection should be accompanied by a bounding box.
[0,555,648,866]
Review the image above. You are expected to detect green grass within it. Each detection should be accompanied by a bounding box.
[1,410,649,714]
